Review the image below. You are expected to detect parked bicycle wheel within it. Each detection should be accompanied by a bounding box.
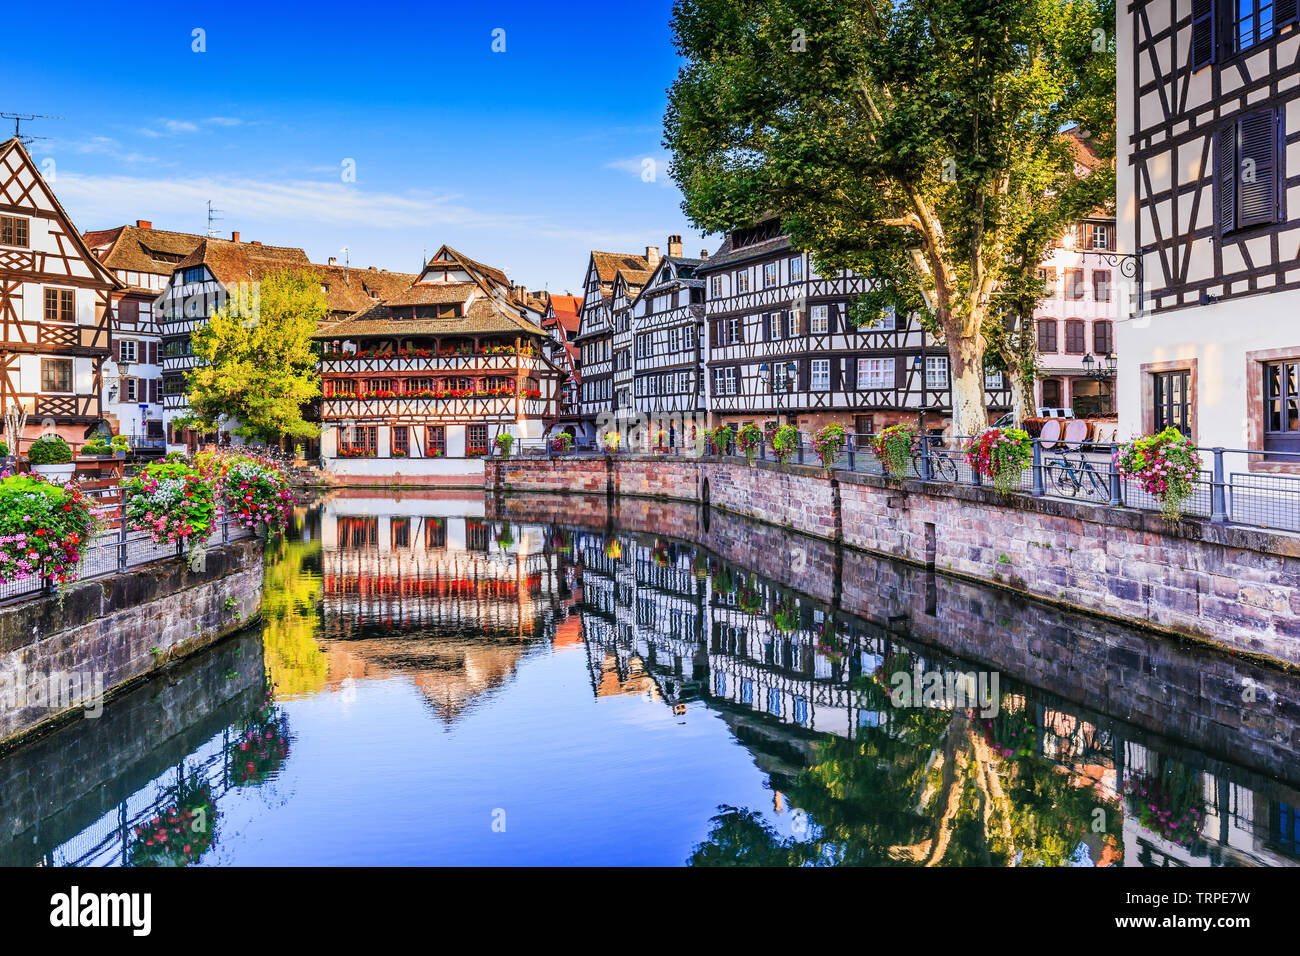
[1045,460,1078,497]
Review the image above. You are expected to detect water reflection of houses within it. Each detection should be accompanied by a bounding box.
[573,526,1300,867]
[320,495,575,722]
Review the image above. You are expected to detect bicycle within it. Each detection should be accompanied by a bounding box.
[909,436,960,483]
[1043,447,1111,500]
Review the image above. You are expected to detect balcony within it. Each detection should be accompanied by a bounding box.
[319,349,543,375]
[323,390,550,421]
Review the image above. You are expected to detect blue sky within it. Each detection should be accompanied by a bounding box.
[5,0,710,291]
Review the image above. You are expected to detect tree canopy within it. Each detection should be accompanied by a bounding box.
[664,0,1116,432]
[186,267,325,443]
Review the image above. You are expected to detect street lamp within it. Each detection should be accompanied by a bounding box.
[759,361,797,421]
[1080,352,1118,415]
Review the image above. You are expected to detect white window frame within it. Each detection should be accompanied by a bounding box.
[925,356,949,389]
[857,357,894,389]
[710,275,723,298]
[811,359,831,391]
[769,312,782,340]
[668,327,681,353]
[735,269,750,293]
[678,371,690,393]
[877,306,897,331]
[763,261,779,288]
[788,255,803,283]
[120,339,138,363]
[810,304,829,334]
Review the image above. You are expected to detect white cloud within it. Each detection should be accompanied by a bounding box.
[163,119,200,133]
[203,116,243,127]
[605,152,675,186]
[53,171,541,233]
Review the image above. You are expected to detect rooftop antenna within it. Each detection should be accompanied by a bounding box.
[206,200,224,238]
[339,246,350,284]
[0,112,62,147]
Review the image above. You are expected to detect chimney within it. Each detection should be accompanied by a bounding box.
[517,284,527,299]
[328,257,338,266]
[136,220,152,230]
[645,245,660,267]
[231,231,241,243]
[700,249,709,259]
[667,235,682,258]
[252,241,262,246]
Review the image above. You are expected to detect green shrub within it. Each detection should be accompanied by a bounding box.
[81,441,112,456]
[110,434,129,448]
[28,434,73,465]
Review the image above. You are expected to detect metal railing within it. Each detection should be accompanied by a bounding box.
[0,481,257,605]
[514,428,1300,535]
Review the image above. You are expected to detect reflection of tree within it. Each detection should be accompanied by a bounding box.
[260,534,327,698]
[691,689,1123,866]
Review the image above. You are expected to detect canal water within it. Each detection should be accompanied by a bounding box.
[2,491,1298,867]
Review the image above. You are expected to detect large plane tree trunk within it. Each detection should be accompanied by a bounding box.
[948,336,989,438]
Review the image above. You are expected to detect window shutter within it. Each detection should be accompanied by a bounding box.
[830,358,842,392]
[111,339,120,362]
[1216,122,1237,234]
[150,378,159,403]
[1191,0,1215,70]
[798,359,809,392]
[1279,0,1299,28]
[711,321,720,348]
[1237,109,1278,227]
[149,341,158,364]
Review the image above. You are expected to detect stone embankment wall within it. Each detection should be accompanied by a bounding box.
[487,455,1300,669]
[0,539,265,746]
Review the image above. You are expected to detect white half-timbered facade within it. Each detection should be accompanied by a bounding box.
[573,248,653,428]
[83,220,204,449]
[629,238,707,440]
[316,245,563,483]
[0,138,119,451]
[699,218,1012,437]
[1117,0,1300,461]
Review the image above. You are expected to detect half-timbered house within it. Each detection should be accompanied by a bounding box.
[0,138,119,451]
[629,237,707,445]
[573,249,654,429]
[315,245,563,483]
[610,255,655,430]
[1117,0,1300,458]
[82,220,205,449]
[698,217,1011,438]
[540,292,587,442]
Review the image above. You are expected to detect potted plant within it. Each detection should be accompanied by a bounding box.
[80,440,113,457]
[27,434,74,482]
[199,450,294,537]
[965,426,1033,494]
[550,433,574,455]
[495,433,515,458]
[869,423,917,480]
[1114,427,1201,521]
[123,460,217,562]
[771,424,800,463]
[110,434,129,458]
[706,425,733,456]
[602,431,621,454]
[0,474,99,588]
[811,421,848,470]
[736,423,763,464]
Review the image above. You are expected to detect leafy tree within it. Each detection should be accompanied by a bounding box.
[664,0,1116,434]
[186,268,325,443]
